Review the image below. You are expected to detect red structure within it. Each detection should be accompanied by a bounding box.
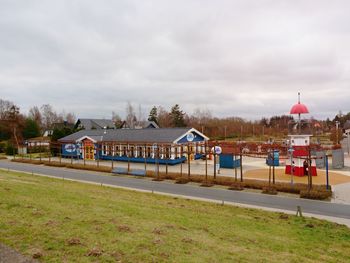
[285,93,317,177]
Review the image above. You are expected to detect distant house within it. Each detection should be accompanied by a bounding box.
[43,121,75,137]
[75,119,116,130]
[26,136,51,149]
[344,120,350,134]
[121,120,159,129]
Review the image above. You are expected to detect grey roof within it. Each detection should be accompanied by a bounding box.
[58,128,194,144]
[145,121,159,129]
[75,119,115,130]
[344,120,350,130]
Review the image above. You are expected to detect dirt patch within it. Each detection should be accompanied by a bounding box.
[152,228,166,235]
[181,237,193,243]
[244,168,350,185]
[117,225,132,233]
[86,247,103,257]
[67,238,82,246]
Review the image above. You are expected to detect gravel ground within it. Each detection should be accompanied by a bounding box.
[0,243,37,263]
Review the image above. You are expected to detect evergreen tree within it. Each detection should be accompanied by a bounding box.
[22,118,40,139]
[170,104,186,127]
[148,106,159,125]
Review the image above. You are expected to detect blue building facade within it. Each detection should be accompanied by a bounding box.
[59,128,209,165]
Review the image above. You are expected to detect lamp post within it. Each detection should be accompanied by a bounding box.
[289,146,294,186]
[152,143,159,179]
[336,121,340,145]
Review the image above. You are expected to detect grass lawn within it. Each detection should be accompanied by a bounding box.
[0,171,350,262]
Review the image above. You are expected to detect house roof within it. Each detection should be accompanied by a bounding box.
[26,136,51,142]
[58,128,208,144]
[344,120,350,130]
[75,119,115,130]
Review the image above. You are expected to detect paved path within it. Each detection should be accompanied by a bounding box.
[0,243,36,263]
[1,160,350,222]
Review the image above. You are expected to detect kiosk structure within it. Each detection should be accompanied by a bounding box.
[285,93,317,176]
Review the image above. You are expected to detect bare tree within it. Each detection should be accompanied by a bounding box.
[0,99,15,119]
[125,102,137,128]
[158,106,171,128]
[28,106,42,128]
[65,112,76,124]
[0,101,24,149]
[112,111,122,128]
[40,104,61,130]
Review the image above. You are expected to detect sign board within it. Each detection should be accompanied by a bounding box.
[64,144,76,153]
[186,132,195,142]
[211,146,222,155]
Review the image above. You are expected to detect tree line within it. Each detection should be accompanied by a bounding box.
[1,98,348,154]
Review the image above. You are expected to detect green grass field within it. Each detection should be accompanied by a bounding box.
[0,170,350,262]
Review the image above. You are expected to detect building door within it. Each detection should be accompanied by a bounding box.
[85,146,94,160]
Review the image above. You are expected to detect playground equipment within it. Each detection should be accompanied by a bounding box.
[285,93,317,176]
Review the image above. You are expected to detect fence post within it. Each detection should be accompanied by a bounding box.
[205,142,208,184]
[326,155,329,190]
[308,149,312,191]
[213,152,217,179]
[240,152,243,182]
[180,146,183,177]
[272,149,275,185]
[187,145,191,179]
[127,144,130,172]
[144,144,147,173]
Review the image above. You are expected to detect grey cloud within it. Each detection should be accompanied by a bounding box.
[1,0,350,120]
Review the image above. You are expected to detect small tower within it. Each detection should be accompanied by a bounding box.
[285,93,317,176]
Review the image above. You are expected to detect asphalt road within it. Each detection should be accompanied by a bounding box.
[1,160,350,220]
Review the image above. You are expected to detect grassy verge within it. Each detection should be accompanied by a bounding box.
[1,171,350,262]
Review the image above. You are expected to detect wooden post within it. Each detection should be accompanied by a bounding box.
[59,145,62,164]
[83,146,86,166]
[240,152,243,182]
[166,145,168,175]
[296,206,303,217]
[187,144,191,179]
[272,149,275,185]
[180,146,183,177]
[325,155,329,190]
[97,144,99,168]
[144,144,147,173]
[111,143,114,169]
[213,152,217,179]
[205,142,208,183]
[127,144,130,172]
[234,155,237,182]
[157,147,160,180]
[268,158,271,186]
[308,149,312,191]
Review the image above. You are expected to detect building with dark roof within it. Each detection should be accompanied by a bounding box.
[58,127,209,165]
[75,118,116,130]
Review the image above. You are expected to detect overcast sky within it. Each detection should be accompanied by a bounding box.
[1,0,349,120]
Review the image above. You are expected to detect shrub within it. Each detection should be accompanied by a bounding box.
[175,178,190,184]
[5,143,17,155]
[12,159,43,165]
[262,186,278,195]
[228,182,244,191]
[0,142,6,153]
[300,189,332,200]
